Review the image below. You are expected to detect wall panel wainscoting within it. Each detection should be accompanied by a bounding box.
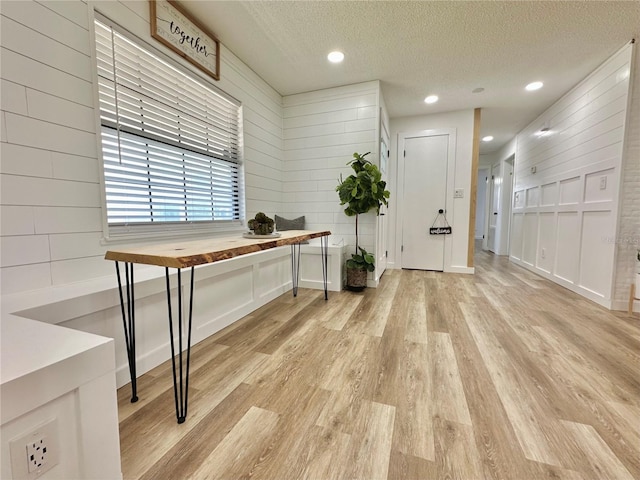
[117,249,639,479]
[511,43,635,309]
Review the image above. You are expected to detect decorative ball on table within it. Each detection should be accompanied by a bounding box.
[248,212,275,235]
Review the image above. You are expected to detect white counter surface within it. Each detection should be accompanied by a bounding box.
[1,314,114,424]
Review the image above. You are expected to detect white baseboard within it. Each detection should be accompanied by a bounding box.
[445,266,475,274]
[509,257,614,310]
[611,299,640,314]
[380,262,473,274]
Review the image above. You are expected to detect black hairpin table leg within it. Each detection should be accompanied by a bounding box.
[115,261,138,403]
[321,235,329,300]
[290,243,301,297]
[165,267,195,424]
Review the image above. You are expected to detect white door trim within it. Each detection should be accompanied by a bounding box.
[376,116,390,281]
[503,155,515,257]
[488,161,501,253]
[396,128,457,272]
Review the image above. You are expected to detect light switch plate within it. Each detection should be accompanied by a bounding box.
[599,176,607,190]
[454,188,464,198]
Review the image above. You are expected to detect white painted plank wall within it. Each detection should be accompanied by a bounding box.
[282,81,380,256]
[613,44,640,312]
[0,0,284,294]
[511,43,634,308]
[0,0,289,389]
[1,0,98,293]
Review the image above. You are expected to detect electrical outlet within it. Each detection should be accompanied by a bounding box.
[27,436,48,473]
[10,418,59,479]
[541,248,546,259]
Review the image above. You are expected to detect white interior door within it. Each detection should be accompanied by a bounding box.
[377,202,387,275]
[475,168,489,240]
[503,158,514,255]
[401,134,448,271]
[376,136,389,278]
[488,162,500,253]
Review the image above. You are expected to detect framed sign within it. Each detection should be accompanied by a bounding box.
[150,0,220,81]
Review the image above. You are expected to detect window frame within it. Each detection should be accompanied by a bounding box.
[92,13,246,244]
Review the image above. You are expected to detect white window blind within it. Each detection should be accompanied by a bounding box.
[94,19,243,234]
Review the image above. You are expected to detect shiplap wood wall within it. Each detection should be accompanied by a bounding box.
[1,0,100,292]
[282,81,381,274]
[0,0,290,387]
[0,0,284,293]
[0,0,356,389]
[511,43,635,309]
[613,44,640,312]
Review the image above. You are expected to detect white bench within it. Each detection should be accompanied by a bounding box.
[2,244,346,385]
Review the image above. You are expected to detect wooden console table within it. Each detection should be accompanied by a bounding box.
[105,230,330,423]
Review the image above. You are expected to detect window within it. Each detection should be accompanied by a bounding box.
[94,18,243,238]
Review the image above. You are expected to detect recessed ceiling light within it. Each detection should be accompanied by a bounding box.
[327,51,344,63]
[482,136,494,142]
[525,81,543,91]
[424,95,439,104]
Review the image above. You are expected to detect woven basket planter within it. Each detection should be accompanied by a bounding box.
[346,267,367,291]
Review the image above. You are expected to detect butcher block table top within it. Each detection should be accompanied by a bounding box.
[104,230,331,269]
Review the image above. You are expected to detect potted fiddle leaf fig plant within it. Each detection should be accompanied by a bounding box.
[336,152,390,291]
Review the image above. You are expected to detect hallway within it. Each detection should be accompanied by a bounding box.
[117,250,640,479]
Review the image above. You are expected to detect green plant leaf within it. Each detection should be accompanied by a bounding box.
[336,152,391,272]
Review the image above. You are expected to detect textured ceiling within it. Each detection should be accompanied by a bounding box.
[180,1,639,154]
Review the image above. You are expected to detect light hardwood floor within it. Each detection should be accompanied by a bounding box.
[118,249,640,480]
